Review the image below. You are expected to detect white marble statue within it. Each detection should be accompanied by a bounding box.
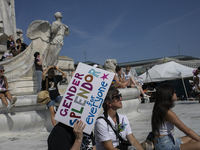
[51,12,69,45]
[104,59,117,73]
[27,12,69,68]
[45,12,69,67]
[0,12,69,95]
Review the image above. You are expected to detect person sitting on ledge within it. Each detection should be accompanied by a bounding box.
[16,39,28,53]
[94,86,144,150]
[152,83,200,150]
[2,49,13,61]
[114,65,149,98]
[42,66,67,126]
[0,66,17,111]
[7,35,20,57]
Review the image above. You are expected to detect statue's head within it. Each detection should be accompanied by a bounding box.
[104,59,117,73]
[55,12,62,20]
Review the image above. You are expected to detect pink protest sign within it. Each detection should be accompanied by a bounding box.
[55,63,115,134]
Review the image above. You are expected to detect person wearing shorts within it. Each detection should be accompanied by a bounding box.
[152,84,200,150]
[42,66,67,126]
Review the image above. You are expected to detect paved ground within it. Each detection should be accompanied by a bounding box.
[0,101,199,150]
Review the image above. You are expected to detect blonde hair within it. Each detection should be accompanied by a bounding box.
[126,65,131,70]
[8,35,13,40]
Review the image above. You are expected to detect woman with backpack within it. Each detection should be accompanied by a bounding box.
[94,86,143,150]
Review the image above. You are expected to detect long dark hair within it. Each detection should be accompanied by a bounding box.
[151,83,175,135]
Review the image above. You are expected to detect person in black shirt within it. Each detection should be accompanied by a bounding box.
[7,35,16,50]
[16,39,28,53]
[42,66,67,126]
[34,52,44,93]
[48,120,86,150]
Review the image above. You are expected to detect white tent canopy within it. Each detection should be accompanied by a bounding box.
[139,61,195,83]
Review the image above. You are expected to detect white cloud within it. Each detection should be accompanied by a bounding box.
[149,9,200,38]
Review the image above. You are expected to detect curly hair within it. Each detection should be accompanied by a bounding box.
[151,83,175,135]
[102,86,119,112]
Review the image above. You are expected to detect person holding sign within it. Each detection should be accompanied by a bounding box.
[42,66,67,126]
[0,66,17,111]
[94,86,143,150]
[48,120,86,150]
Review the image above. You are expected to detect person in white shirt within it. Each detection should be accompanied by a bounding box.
[94,86,143,150]
[3,50,13,60]
[114,65,149,98]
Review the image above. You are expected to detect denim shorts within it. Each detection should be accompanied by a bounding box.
[46,95,62,108]
[155,134,183,150]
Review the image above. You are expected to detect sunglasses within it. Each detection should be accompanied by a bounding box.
[112,94,122,101]
[0,70,5,73]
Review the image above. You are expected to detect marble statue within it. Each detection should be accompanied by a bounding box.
[51,12,69,45]
[104,59,117,73]
[26,12,69,68]
[0,12,70,95]
[45,12,69,67]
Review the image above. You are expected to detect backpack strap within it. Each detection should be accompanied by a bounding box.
[97,112,123,141]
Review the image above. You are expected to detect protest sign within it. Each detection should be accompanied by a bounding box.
[55,63,115,134]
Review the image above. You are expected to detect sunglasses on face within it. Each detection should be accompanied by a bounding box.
[0,70,4,73]
[112,94,122,101]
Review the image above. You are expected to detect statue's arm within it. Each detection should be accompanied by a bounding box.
[64,24,69,36]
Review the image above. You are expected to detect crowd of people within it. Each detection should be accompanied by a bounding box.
[47,64,200,150]
[113,65,150,99]
[193,67,200,103]
[0,35,28,61]
[47,85,200,150]
[1,57,200,150]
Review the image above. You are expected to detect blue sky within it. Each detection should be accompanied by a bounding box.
[15,0,200,65]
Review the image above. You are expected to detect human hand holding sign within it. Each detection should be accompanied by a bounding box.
[71,120,86,150]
